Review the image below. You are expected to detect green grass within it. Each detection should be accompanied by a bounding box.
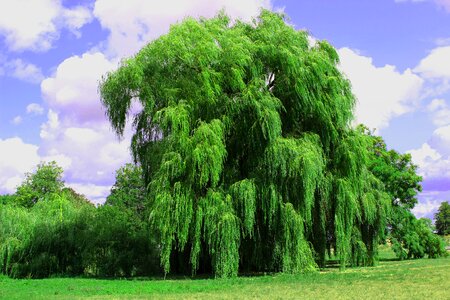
[377,243,398,260]
[1,256,449,299]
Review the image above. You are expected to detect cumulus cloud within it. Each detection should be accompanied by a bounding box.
[408,125,450,216]
[413,191,449,219]
[39,121,130,185]
[93,0,272,57]
[37,110,131,202]
[408,125,450,180]
[338,47,424,131]
[408,142,450,183]
[0,0,92,52]
[429,124,450,157]
[0,137,40,193]
[415,46,450,79]
[41,52,116,123]
[26,103,45,115]
[66,182,111,205]
[38,50,130,203]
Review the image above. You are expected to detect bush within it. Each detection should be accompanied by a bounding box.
[0,191,160,278]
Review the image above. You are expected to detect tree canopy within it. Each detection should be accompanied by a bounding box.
[361,126,422,210]
[15,161,64,208]
[360,126,447,259]
[435,201,450,236]
[100,10,393,277]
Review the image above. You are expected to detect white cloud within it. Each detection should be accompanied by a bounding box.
[11,116,22,125]
[415,46,450,79]
[38,120,131,185]
[412,193,445,219]
[408,96,450,218]
[0,58,44,83]
[427,98,450,126]
[37,50,132,203]
[6,59,44,83]
[36,110,131,203]
[408,125,450,191]
[66,182,111,205]
[0,137,40,193]
[0,0,92,52]
[40,109,60,140]
[62,5,93,38]
[408,143,442,168]
[41,52,116,123]
[93,0,272,57]
[429,124,450,156]
[338,47,424,131]
[26,103,45,115]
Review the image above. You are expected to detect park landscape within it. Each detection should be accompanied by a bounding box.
[1,1,450,299]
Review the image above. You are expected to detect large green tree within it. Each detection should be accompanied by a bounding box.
[100,10,390,277]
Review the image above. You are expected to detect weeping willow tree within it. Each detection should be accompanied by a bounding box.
[100,10,391,278]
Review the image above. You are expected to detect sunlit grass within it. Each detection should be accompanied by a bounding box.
[1,255,449,299]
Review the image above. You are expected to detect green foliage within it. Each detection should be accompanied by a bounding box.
[84,205,160,277]
[390,210,447,259]
[359,126,446,260]
[0,194,15,205]
[0,193,160,278]
[435,201,450,235]
[100,10,391,277]
[14,161,64,208]
[105,163,148,218]
[0,162,160,278]
[361,126,422,210]
[0,192,93,278]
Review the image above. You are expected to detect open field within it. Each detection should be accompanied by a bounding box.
[1,255,449,300]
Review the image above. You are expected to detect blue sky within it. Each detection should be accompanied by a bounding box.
[0,0,449,218]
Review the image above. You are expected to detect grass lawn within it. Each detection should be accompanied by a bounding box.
[1,254,449,299]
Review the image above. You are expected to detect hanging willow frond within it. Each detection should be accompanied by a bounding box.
[99,9,391,277]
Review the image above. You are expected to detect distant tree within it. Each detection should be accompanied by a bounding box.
[357,126,442,259]
[390,212,446,259]
[100,10,391,277]
[15,161,64,208]
[435,201,450,235]
[360,125,422,210]
[105,163,147,218]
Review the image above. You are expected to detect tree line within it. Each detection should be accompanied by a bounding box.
[0,10,447,279]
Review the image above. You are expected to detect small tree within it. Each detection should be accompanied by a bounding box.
[15,161,64,208]
[435,201,450,235]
